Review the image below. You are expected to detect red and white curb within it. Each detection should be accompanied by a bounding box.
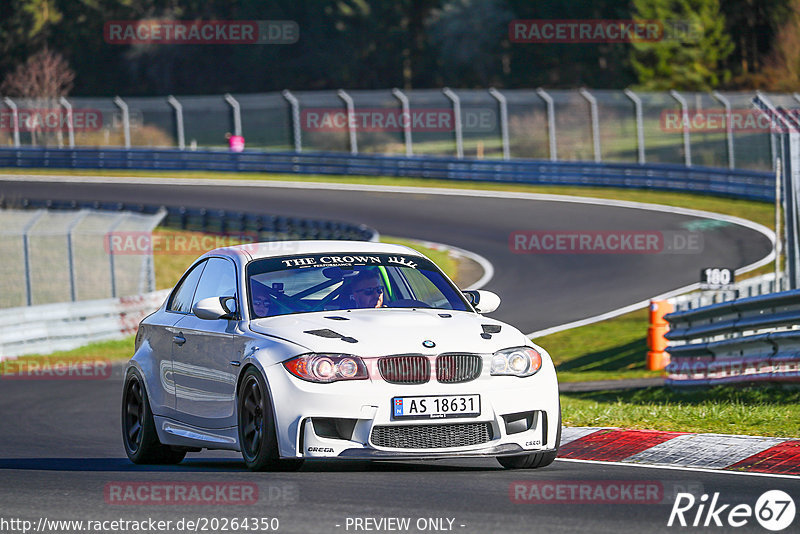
[560,427,800,476]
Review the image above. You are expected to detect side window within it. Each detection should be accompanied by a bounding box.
[192,257,237,310]
[168,260,207,313]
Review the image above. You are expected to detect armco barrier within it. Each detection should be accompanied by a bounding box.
[670,272,785,311]
[0,147,775,201]
[1,198,378,242]
[0,289,169,359]
[664,290,800,386]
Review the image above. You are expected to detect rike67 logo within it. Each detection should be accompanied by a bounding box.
[668,490,795,531]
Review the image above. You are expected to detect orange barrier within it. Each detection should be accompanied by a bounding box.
[647,299,673,370]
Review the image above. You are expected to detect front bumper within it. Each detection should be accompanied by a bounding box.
[336,444,561,461]
[260,355,560,460]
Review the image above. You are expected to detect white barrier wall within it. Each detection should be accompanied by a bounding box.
[0,289,169,360]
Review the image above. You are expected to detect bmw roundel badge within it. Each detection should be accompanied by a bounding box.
[422,340,436,348]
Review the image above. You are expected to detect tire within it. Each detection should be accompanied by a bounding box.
[237,367,304,472]
[122,369,186,465]
[497,404,561,470]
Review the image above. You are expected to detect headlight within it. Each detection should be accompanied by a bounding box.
[490,347,542,377]
[283,354,369,383]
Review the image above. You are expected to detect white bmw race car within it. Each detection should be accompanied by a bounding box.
[122,240,561,470]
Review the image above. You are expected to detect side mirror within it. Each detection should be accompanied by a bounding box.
[194,296,236,320]
[463,290,501,314]
[221,296,237,315]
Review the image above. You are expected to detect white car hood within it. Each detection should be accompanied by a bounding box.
[249,308,530,355]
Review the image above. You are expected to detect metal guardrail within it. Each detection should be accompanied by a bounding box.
[669,273,786,312]
[0,147,775,201]
[664,290,800,386]
[1,197,378,242]
[0,289,169,359]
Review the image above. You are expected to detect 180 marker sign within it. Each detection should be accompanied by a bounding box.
[700,268,735,290]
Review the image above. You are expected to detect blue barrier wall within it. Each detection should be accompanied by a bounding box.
[0,147,775,202]
[0,198,377,242]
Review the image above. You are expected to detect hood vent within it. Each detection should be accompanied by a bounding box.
[481,324,501,339]
[304,329,358,343]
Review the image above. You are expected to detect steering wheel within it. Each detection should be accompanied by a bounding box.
[313,282,349,311]
[261,285,312,313]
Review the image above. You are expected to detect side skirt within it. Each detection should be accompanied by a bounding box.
[154,415,241,452]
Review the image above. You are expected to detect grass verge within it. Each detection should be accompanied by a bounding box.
[535,308,659,383]
[561,385,800,438]
[1,336,136,368]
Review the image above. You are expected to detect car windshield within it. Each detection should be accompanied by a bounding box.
[246,252,470,318]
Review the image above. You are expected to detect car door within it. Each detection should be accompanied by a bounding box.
[172,256,239,429]
[150,259,207,418]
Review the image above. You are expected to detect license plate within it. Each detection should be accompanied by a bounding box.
[392,394,480,420]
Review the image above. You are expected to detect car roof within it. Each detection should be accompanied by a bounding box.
[205,240,424,262]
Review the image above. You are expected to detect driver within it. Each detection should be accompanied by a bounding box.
[251,280,273,317]
[350,270,385,309]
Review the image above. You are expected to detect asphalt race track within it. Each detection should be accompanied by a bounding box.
[1,176,796,534]
[0,177,774,333]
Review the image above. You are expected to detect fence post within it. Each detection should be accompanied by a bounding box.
[782,106,800,289]
[113,96,131,149]
[107,213,128,299]
[775,158,783,287]
[536,88,557,161]
[711,91,735,169]
[22,210,45,306]
[59,97,75,148]
[3,97,20,147]
[167,95,185,150]
[755,92,800,289]
[337,89,358,154]
[780,115,790,289]
[392,88,413,156]
[782,117,798,290]
[224,93,242,137]
[66,210,88,301]
[579,88,601,162]
[488,88,510,160]
[146,208,167,293]
[442,88,464,159]
[669,90,691,167]
[281,90,302,152]
[623,89,645,164]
